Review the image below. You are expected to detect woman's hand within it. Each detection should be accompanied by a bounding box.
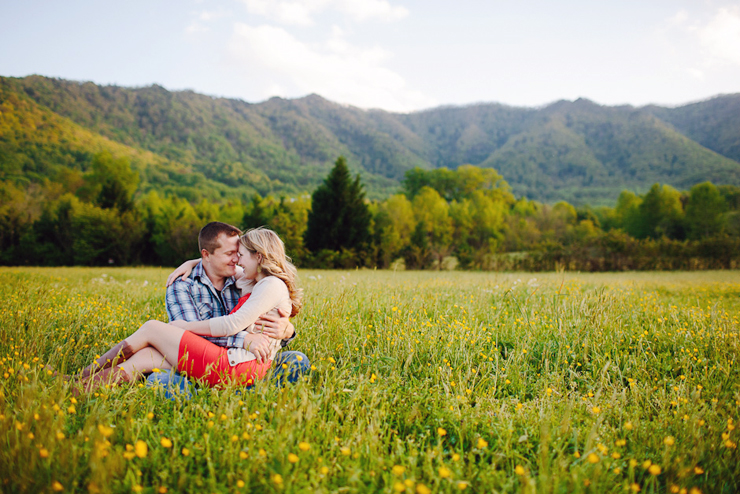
[254,308,293,340]
[166,259,201,287]
[243,333,271,363]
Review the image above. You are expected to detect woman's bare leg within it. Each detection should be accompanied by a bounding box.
[119,347,172,379]
[123,320,186,369]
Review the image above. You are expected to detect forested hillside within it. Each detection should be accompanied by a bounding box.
[644,94,740,163]
[1,75,739,205]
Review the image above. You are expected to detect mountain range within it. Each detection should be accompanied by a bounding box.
[1,75,739,205]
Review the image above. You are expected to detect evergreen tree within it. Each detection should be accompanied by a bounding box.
[305,156,371,255]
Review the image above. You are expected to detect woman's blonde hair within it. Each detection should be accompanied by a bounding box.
[240,227,303,317]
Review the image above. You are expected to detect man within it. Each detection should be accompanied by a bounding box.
[147,222,309,397]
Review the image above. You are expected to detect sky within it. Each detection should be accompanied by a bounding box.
[1,0,740,112]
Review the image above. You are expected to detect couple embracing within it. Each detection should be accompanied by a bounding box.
[74,222,309,393]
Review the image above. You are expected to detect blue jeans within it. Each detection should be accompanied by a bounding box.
[146,351,311,401]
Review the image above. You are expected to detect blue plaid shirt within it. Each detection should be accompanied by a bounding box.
[165,261,246,349]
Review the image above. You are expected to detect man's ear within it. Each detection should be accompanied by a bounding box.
[201,248,210,260]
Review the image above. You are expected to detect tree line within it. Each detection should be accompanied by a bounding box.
[1,153,739,270]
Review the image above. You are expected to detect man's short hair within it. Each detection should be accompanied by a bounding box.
[198,222,241,254]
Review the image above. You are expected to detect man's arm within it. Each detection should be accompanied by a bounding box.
[166,281,199,322]
[166,279,247,348]
[281,321,297,347]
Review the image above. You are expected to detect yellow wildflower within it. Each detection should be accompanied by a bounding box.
[135,440,147,458]
[97,425,114,438]
[416,484,431,494]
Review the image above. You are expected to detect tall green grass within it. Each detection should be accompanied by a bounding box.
[1,268,738,493]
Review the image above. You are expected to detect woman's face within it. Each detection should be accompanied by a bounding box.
[237,243,261,279]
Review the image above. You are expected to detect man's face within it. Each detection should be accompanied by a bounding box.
[203,234,240,280]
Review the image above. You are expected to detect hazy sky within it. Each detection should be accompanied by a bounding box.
[2,0,739,112]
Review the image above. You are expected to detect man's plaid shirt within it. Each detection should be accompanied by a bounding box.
[165,261,246,349]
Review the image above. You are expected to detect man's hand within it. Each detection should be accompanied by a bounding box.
[255,308,294,340]
[244,333,271,363]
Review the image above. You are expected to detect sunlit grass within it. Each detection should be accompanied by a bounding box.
[1,268,738,493]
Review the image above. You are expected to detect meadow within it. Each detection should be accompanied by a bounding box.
[0,267,738,493]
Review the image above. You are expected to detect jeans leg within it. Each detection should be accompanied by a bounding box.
[146,370,194,401]
[271,351,311,387]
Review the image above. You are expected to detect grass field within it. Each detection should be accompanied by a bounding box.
[1,268,739,493]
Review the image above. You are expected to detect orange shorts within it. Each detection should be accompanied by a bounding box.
[177,331,271,387]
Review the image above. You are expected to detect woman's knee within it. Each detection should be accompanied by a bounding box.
[139,319,165,334]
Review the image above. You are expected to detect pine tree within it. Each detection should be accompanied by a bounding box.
[304,156,371,254]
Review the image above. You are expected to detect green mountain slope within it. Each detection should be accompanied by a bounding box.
[5,76,400,198]
[644,94,740,163]
[397,103,533,167]
[482,99,740,204]
[0,81,172,185]
[2,75,739,205]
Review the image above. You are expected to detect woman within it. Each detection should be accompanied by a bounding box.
[76,227,302,392]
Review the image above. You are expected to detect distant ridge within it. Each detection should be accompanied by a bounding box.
[1,75,738,205]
